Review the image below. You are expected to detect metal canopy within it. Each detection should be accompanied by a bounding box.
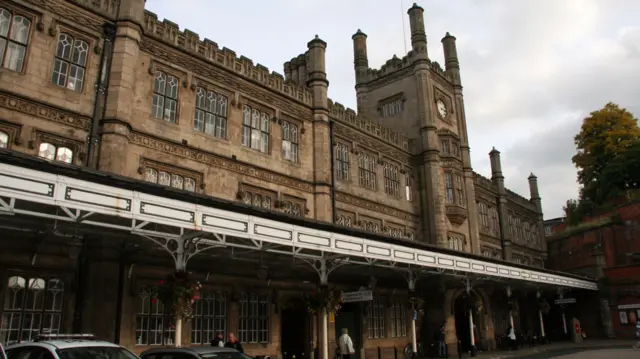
[0,162,598,291]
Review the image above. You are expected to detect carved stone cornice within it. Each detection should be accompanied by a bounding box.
[128,131,314,193]
[446,204,468,226]
[0,91,91,131]
[335,191,418,223]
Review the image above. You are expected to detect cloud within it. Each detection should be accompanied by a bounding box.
[144,0,640,218]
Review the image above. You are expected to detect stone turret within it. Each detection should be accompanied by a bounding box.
[352,29,369,85]
[307,35,332,223]
[284,61,292,81]
[407,3,428,57]
[528,173,547,254]
[441,32,460,84]
[489,147,512,261]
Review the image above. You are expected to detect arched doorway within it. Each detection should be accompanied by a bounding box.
[453,291,482,354]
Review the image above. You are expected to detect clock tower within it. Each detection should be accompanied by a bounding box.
[351,4,480,253]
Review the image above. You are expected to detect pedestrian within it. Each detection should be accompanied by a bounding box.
[337,328,355,359]
[211,332,224,347]
[225,332,244,353]
[633,321,640,350]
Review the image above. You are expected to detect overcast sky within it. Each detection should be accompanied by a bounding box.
[145,0,640,219]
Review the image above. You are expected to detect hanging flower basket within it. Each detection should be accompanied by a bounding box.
[408,296,425,316]
[304,287,344,314]
[538,298,550,315]
[150,272,202,320]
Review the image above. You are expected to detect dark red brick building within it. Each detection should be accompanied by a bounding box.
[546,202,640,339]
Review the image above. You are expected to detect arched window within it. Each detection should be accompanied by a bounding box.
[0,130,9,148]
[152,71,179,123]
[0,276,64,344]
[0,8,31,72]
[52,33,88,91]
[37,142,73,163]
[241,105,270,153]
[194,87,227,139]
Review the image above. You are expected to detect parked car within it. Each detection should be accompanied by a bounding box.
[140,347,259,359]
[4,334,139,359]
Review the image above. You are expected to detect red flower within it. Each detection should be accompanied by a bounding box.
[151,298,157,304]
[193,295,199,300]
[311,291,316,295]
[158,280,164,285]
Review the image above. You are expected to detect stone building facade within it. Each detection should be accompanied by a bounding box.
[0,0,557,357]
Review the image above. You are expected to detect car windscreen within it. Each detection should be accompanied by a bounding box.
[57,346,139,359]
[199,352,253,359]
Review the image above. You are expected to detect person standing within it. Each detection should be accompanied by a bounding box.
[633,321,640,350]
[338,328,355,359]
[225,332,244,353]
[211,332,224,347]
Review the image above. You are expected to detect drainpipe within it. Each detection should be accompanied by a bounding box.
[329,120,336,223]
[87,23,117,169]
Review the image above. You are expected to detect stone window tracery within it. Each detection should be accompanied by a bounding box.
[191,290,227,345]
[281,196,304,217]
[444,172,454,203]
[358,152,377,190]
[448,234,464,251]
[441,139,450,154]
[152,70,179,123]
[478,202,489,227]
[515,217,522,240]
[242,105,270,153]
[0,276,65,344]
[144,167,196,192]
[386,224,404,239]
[52,33,89,92]
[239,185,274,210]
[490,207,500,236]
[336,211,355,227]
[359,217,382,233]
[136,285,175,346]
[381,99,403,117]
[37,142,73,164]
[335,142,350,181]
[281,121,299,163]
[0,8,31,72]
[454,174,465,206]
[523,222,530,241]
[383,161,400,197]
[194,87,227,139]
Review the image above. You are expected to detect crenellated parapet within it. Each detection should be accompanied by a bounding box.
[473,172,496,192]
[328,100,409,152]
[356,52,453,86]
[142,10,313,106]
[71,0,119,19]
[506,189,536,212]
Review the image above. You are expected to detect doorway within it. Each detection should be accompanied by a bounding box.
[453,294,477,354]
[335,302,362,359]
[281,305,308,359]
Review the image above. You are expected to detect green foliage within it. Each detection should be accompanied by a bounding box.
[566,103,640,221]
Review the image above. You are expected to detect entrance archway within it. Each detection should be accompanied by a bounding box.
[453,291,483,354]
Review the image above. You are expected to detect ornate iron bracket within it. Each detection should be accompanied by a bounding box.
[299,254,349,285]
[138,228,222,271]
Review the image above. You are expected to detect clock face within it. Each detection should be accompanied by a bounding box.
[437,100,447,118]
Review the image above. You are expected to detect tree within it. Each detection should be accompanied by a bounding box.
[571,103,640,207]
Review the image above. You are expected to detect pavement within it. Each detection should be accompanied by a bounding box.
[451,339,639,359]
